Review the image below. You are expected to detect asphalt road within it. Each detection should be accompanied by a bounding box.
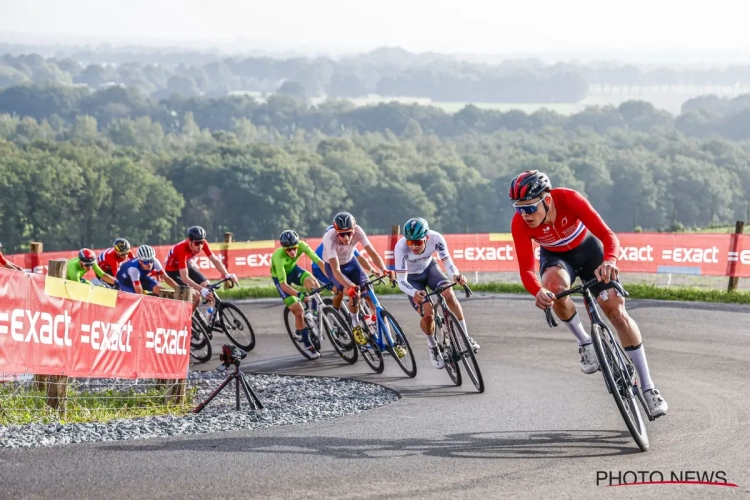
[1,293,749,499]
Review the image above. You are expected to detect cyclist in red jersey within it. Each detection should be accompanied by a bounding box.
[164,226,238,310]
[0,242,23,271]
[94,238,135,288]
[509,170,667,418]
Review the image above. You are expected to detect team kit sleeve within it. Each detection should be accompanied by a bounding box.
[568,190,620,262]
[394,239,418,297]
[511,215,544,296]
[270,248,288,282]
[354,225,371,248]
[433,233,459,277]
[127,265,142,285]
[202,241,214,257]
[0,253,8,266]
[300,241,324,266]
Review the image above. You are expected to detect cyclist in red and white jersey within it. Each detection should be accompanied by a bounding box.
[0,242,23,271]
[165,226,238,310]
[509,170,667,418]
[93,238,135,288]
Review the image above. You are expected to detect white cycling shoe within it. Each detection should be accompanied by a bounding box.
[643,388,668,418]
[429,346,445,369]
[579,342,599,374]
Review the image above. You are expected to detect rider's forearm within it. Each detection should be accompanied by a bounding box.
[211,256,230,276]
[280,282,299,296]
[396,275,417,297]
[366,247,388,272]
[180,270,203,292]
[356,255,374,274]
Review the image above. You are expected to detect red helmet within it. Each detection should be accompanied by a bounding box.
[508,170,551,202]
[78,248,96,265]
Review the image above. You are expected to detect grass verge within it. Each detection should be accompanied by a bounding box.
[0,385,197,426]
[219,281,750,305]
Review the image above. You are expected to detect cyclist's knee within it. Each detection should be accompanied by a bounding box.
[542,267,569,293]
[289,302,304,317]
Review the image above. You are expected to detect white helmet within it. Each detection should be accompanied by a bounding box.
[137,245,156,261]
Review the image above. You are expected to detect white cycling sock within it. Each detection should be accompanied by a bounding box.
[425,333,437,348]
[459,319,469,336]
[626,343,654,392]
[349,311,360,327]
[562,311,591,345]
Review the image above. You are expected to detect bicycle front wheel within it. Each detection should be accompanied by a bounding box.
[190,315,212,363]
[380,310,417,378]
[446,311,483,393]
[435,314,461,386]
[322,306,358,364]
[218,302,256,351]
[591,323,649,452]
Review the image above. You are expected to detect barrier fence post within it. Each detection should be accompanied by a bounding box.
[223,232,233,289]
[31,242,47,392]
[159,285,192,403]
[388,224,400,271]
[45,258,69,416]
[727,220,745,292]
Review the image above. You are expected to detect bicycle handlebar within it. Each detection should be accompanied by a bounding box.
[545,277,629,328]
[207,277,236,291]
[418,281,473,315]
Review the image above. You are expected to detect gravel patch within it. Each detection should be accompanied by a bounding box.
[0,370,399,449]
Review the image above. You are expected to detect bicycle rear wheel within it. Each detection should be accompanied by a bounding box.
[190,315,212,363]
[446,311,484,393]
[380,310,417,378]
[591,323,649,452]
[322,306,358,364]
[218,302,256,351]
[283,306,318,359]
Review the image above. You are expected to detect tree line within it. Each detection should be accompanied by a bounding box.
[1,83,750,143]
[1,97,749,253]
[2,47,750,103]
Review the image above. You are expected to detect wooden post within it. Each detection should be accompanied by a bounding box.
[160,285,193,403]
[727,221,745,292]
[31,242,47,392]
[223,232,233,289]
[388,224,400,271]
[45,259,69,416]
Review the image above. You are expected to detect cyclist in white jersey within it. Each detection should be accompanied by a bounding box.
[394,217,480,369]
[323,211,397,352]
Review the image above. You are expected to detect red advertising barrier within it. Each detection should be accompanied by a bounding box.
[0,269,192,379]
[6,232,750,280]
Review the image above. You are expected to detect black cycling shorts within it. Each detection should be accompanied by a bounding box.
[166,264,208,287]
[539,233,620,299]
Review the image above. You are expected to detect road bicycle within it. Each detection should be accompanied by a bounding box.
[193,277,256,352]
[352,275,417,377]
[419,282,484,393]
[545,277,655,452]
[282,282,358,363]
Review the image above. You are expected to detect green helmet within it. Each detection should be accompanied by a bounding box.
[404,217,429,240]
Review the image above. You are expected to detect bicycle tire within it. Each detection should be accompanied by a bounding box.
[322,305,358,364]
[435,311,461,386]
[190,316,212,363]
[380,309,417,378]
[218,302,256,351]
[358,317,384,373]
[283,305,319,359]
[591,324,649,451]
[446,310,484,393]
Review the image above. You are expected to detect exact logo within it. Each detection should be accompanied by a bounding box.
[454,245,514,261]
[618,245,654,261]
[80,320,133,352]
[662,247,719,263]
[145,327,189,355]
[234,253,272,267]
[0,309,73,346]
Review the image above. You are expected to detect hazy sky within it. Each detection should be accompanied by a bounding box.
[0,0,747,56]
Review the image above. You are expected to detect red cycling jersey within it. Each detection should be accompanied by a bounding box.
[511,187,620,296]
[97,248,135,276]
[164,239,214,273]
[0,252,8,267]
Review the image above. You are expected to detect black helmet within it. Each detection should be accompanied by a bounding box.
[187,226,207,241]
[113,238,131,254]
[508,170,552,202]
[78,248,96,265]
[332,212,356,232]
[279,230,300,248]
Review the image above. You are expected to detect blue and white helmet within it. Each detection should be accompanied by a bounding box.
[404,217,429,240]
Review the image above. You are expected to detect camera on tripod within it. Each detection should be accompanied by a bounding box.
[219,343,246,367]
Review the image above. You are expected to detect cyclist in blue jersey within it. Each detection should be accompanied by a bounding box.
[117,245,179,295]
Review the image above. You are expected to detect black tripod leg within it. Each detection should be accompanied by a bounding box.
[193,373,234,413]
[240,373,264,410]
[235,373,241,411]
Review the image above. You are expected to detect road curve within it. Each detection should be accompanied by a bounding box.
[1,294,749,499]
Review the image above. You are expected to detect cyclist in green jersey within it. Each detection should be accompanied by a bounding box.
[271,230,326,359]
[67,248,116,286]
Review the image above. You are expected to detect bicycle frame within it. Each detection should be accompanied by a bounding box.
[357,278,398,352]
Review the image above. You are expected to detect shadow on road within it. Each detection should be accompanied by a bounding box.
[102,429,641,459]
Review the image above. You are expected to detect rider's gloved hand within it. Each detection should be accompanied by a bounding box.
[534,288,555,310]
[225,273,238,284]
[200,287,212,299]
[346,285,359,298]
